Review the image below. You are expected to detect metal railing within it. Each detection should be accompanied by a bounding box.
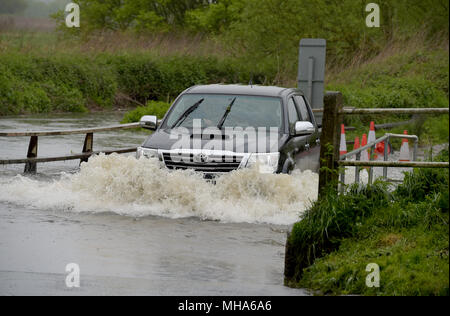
[339,133,420,188]
[317,92,449,197]
[0,123,141,173]
[338,133,424,193]
[313,107,449,115]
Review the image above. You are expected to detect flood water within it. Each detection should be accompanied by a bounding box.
[0,112,314,296]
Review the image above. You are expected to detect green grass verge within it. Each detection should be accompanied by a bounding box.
[300,225,449,296]
[285,149,449,296]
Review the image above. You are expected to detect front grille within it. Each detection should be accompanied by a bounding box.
[162,152,243,173]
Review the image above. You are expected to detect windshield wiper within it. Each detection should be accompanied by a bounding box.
[216,97,237,130]
[170,98,205,129]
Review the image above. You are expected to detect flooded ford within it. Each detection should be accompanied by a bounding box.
[0,111,316,295]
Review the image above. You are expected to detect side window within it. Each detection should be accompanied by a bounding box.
[295,96,312,122]
[287,97,300,133]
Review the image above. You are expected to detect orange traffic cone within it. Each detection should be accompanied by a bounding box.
[354,136,360,151]
[368,121,378,159]
[399,130,410,162]
[361,134,369,161]
[340,124,347,156]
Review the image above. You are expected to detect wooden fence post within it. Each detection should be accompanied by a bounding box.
[318,91,343,196]
[80,132,93,164]
[24,136,38,174]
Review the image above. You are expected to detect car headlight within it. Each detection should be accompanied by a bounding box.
[246,152,280,174]
[136,147,159,159]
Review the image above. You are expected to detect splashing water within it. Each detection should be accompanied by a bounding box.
[0,154,319,225]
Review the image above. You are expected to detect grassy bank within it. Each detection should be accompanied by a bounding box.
[0,50,271,116]
[285,149,449,296]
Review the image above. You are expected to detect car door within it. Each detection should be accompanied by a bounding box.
[293,95,320,172]
[280,96,310,173]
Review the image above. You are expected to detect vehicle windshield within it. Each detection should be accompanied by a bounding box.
[165,94,283,130]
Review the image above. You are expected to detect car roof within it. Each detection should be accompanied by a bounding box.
[184,84,303,98]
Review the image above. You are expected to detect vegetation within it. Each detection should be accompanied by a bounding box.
[0,53,116,114]
[1,1,448,125]
[121,101,171,124]
[0,51,265,115]
[285,149,449,296]
[53,0,449,73]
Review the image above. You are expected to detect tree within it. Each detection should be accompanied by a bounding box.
[68,0,211,32]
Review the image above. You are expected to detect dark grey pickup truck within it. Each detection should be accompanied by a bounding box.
[137,84,321,175]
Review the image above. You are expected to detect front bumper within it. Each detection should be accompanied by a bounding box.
[136,148,280,175]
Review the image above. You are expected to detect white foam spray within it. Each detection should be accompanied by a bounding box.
[0,154,319,225]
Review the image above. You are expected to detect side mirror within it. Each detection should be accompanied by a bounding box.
[295,121,315,136]
[140,115,158,130]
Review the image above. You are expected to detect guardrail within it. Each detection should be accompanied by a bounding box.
[340,133,419,187]
[314,108,422,136]
[318,92,449,196]
[0,123,141,173]
[313,107,449,115]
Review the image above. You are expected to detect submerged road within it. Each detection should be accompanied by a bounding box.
[0,203,306,296]
[0,112,308,296]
